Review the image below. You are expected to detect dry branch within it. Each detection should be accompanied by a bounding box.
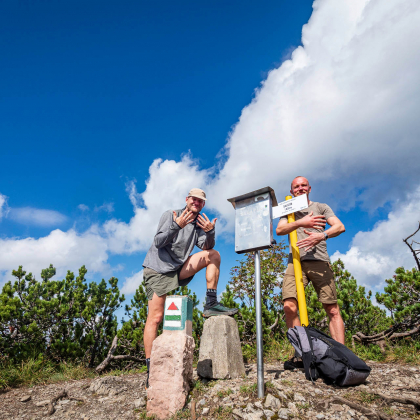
[96,335,144,373]
[96,335,119,373]
[269,316,279,330]
[324,396,391,420]
[352,322,420,350]
[403,221,420,270]
[47,389,67,416]
[191,400,196,420]
[373,392,420,412]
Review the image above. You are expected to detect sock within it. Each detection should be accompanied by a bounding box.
[206,289,218,308]
[146,358,150,372]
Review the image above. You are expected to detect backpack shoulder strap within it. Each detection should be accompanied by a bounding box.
[303,327,321,382]
[294,327,317,382]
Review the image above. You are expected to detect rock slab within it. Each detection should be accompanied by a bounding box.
[197,315,245,379]
[89,376,128,396]
[146,331,195,419]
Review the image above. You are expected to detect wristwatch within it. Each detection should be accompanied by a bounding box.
[324,232,329,240]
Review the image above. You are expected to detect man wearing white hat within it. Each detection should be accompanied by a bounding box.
[142,188,237,386]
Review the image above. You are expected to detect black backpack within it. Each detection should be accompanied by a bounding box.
[287,326,371,386]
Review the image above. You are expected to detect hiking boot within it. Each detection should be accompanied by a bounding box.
[203,303,238,318]
[145,371,149,390]
[284,356,304,371]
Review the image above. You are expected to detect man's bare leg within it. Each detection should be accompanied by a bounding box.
[180,249,237,316]
[323,303,345,344]
[283,298,301,329]
[179,248,221,288]
[144,293,166,359]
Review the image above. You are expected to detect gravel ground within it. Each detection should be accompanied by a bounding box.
[0,360,419,420]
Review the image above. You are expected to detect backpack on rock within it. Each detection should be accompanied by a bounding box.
[286,326,371,386]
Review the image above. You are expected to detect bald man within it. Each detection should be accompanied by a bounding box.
[276,176,346,369]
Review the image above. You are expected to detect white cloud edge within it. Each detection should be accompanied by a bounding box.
[331,186,420,291]
[120,270,144,295]
[8,207,68,227]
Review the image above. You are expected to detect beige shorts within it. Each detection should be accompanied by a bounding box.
[282,260,337,304]
[143,267,194,301]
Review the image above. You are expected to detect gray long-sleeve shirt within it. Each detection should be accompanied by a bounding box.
[142,208,216,274]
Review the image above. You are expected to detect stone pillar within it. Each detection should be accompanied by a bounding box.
[146,296,195,420]
[197,315,245,379]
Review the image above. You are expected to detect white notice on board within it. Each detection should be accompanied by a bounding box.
[272,194,309,219]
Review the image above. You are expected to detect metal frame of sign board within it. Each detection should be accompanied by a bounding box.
[227,186,278,209]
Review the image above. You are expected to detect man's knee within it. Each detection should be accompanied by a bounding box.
[147,310,164,326]
[207,249,221,265]
[284,299,298,317]
[323,303,341,319]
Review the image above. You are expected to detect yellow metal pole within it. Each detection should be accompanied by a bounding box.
[286,195,309,327]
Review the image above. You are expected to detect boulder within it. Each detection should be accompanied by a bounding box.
[146,330,195,419]
[197,315,245,379]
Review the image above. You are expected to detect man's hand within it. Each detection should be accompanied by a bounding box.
[296,229,325,251]
[197,213,217,232]
[298,211,326,229]
[173,209,195,228]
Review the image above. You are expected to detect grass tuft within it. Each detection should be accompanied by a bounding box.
[239,383,257,397]
[0,357,95,390]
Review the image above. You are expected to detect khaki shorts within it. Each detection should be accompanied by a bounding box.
[282,260,337,304]
[143,267,195,301]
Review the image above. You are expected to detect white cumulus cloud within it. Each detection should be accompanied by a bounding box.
[120,270,144,295]
[332,187,420,291]
[0,226,110,284]
[207,0,420,225]
[0,156,209,288]
[103,155,210,254]
[9,207,68,227]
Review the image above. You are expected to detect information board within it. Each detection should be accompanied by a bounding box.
[234,192,272,253]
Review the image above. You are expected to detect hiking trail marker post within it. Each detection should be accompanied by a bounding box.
[228,187,278,398]
[147,295,194,418]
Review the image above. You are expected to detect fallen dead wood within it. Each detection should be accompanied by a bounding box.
[373,392,420,412]
[45,389,85,415]
[96,335,144,373]
[47,389,67,416]
[352,322,420,351]
[191,400,196,420]
[324,396,391,420]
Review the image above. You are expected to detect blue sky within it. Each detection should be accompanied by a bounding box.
[1,0,420,314]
